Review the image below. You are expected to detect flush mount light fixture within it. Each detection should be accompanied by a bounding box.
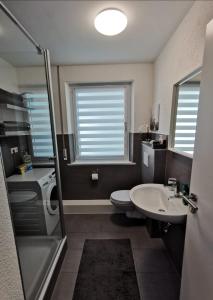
[94,9,127,36]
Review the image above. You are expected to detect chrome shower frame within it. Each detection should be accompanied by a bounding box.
[0,2,67,299]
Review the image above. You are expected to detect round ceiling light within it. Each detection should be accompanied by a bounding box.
[94,9,127,36]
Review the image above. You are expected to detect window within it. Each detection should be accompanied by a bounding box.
[71,84,131,161]
[25,90,54,158]
[172,80,200,155]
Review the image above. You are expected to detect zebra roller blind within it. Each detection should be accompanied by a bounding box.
[73,85,130,160]
[174,83,200,155]
[26,91,54,158]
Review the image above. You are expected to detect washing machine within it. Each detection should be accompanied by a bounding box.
[39,169,60,235]
[7,168,60,235]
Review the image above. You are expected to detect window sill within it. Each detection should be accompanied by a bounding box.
[68,160,136,166]
[33,162,55,167]
[169,148,193,159]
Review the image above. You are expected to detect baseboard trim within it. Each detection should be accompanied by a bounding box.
[63,199,123,214]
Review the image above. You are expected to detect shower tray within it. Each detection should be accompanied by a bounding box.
[16,236,61,300]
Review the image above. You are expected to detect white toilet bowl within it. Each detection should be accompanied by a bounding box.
[110,190,145,219]
[110,190,134,211]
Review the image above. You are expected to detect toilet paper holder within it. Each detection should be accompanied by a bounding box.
[91,169,99,181]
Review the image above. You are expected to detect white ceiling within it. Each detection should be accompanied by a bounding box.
[3,0,193,65]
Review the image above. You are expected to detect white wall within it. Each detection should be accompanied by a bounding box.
[59,63,153,133]
[153,1,213,134]
[0,57,18,93]
[0,159,24,300]
[16,63,153,134]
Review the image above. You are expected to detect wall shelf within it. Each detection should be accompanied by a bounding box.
[0,131,30,138]
[0,103,30,112]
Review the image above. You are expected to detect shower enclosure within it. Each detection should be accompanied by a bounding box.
[0,3,66,300]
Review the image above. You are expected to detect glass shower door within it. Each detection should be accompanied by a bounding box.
[0,4,65,300]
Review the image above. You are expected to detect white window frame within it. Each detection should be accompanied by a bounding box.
[70,83,132,163]
[169,69,201,158]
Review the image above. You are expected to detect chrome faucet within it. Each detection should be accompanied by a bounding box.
[167,178,180,198]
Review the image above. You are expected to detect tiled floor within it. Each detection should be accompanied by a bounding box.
[51,214,180,300]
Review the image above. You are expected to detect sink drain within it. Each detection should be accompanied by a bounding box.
[158,208,165,212]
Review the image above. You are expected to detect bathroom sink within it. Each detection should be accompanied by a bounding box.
[130,184,188,224]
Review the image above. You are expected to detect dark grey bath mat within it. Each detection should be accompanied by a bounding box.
[72,239,140,300]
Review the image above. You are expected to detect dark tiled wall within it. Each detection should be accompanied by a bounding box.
[0,136,30,177]
[148,132,192,185]
[57,133,142,200]
[162,223,186,275]
[57,132,192,200]
[163,150,192,275]
[165,150,192,186]
[148,133,192,275]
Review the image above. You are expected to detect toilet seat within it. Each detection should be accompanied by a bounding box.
[110,189,145,218]
[110,190,132,206]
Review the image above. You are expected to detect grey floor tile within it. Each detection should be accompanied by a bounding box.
[84,231,165,250]
[67,233,86,250]
[64,214,102,233]
[61,249,82,272]
[130,231,165,250]
[133,248,177,273]
[137,272,180,300]
[67,232,133,251]
[83,231,132,240]
[51,272,78,300]
[66,227,164,251]
[52,214,180,300]
[100,214,146,233]
[64,214,145,234]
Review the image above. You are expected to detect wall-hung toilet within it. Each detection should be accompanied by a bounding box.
[110,190,134,211]
[110,190,145,218]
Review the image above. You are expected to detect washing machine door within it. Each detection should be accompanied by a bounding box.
[46,180,59,215]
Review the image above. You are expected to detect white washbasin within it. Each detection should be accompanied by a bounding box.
[130,184,188,224]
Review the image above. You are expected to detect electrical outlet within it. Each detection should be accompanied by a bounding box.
[11,147,18,154]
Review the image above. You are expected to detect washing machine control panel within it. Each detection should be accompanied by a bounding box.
[40,170,56,187]
[49,172,55,179]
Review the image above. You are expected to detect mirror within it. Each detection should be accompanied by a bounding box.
[170,69,202,156]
